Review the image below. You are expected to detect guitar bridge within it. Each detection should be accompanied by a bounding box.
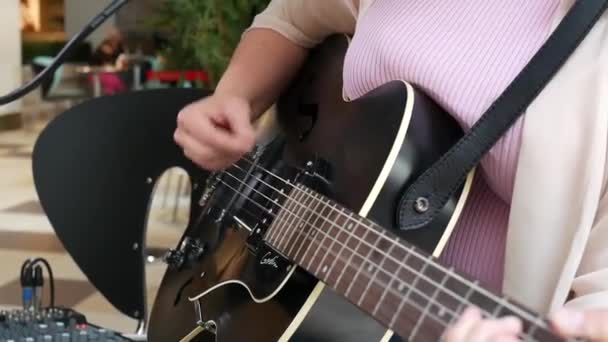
[178,300,216,342]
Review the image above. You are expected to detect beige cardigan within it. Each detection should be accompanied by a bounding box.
[249,0,608,316]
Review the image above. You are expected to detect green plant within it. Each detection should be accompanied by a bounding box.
[152,0,270,87]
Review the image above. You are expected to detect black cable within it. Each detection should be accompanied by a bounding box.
[0,0,131,105]
[29,258,55,308]
[33,265,43,310]
[20,259,31,286]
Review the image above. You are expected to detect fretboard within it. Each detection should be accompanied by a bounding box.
[264,185,565,341]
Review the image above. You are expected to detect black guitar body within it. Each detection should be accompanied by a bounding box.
[148,35,471,342]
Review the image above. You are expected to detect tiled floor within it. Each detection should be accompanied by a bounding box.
[0,120,191,335]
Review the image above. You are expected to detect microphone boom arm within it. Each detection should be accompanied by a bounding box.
[0,0,131,106]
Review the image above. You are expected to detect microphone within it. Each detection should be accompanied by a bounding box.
[0,0,131,105]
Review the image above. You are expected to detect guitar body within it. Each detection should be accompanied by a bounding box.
[148,35,474,342]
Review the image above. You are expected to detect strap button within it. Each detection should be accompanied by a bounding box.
[414,197,430,213]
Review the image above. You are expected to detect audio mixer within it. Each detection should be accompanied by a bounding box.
[0,307,132,342]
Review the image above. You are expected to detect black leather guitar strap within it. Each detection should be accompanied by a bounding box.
[398,0,608,230]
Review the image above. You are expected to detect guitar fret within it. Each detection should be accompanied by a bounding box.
[390,247,418,304]
[304,199,336,271]
[287,189,318,260]
[390,247,427,328]
[314,207,349,276]
[297,192,328,267]
[268,181,297,246]
[433,271,471,321]
[335,224,368,293]
[405,254,435,310]
[344,225,380,298]
[372,237,408,318]
[450,283,477,326]
[325,210,355,275]
[354,261,389,315]
[288,188,322,258]
[286,187,317,253]
[265,197,283,247]
[490,294,557,342]
[490,296,507,330]
[285,189,316,251]
[421,267,456,323]
[422,267,454,323]
[334,222,369,293]
[464,288,503,321]
[356,230,388,307]
[309,199,339,272]
[275,186,306,251]
[324,212,359,286]
[410,271,449,341]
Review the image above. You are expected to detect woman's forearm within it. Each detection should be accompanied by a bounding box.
[215,28,309,119]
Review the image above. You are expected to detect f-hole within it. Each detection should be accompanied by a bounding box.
[174,277,194,306]
[297,103,318,141]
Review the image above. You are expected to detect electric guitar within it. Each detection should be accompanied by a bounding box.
[147,35,571,342]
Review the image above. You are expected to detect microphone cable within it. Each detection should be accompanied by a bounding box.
[12,0,130,312]
[0,0,131,106]
[20,257,55,310]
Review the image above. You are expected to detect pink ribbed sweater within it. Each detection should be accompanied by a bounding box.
[343,0,560,291]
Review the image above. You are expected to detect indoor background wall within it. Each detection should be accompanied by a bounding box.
[64,0,116,47]
[0,1,23,116]
[115,0,161,35]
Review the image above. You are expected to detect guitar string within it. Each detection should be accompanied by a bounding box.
[196,148,550,337]
[209,177,539,342]
[211,176,463,330]
[226,158,550,332]
[272,198,540,342]
[274,188,469,338]
[209,169,545,340]
[227,157,551,332]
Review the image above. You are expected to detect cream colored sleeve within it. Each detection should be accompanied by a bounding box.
[563,196,608,310]
[247,0,361,48]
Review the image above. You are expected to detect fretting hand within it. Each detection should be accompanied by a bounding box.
[550,308,608,341]
[441,306,522,342]
[443,306,608,341]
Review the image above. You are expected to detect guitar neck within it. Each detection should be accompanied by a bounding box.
[264,185,564,341]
